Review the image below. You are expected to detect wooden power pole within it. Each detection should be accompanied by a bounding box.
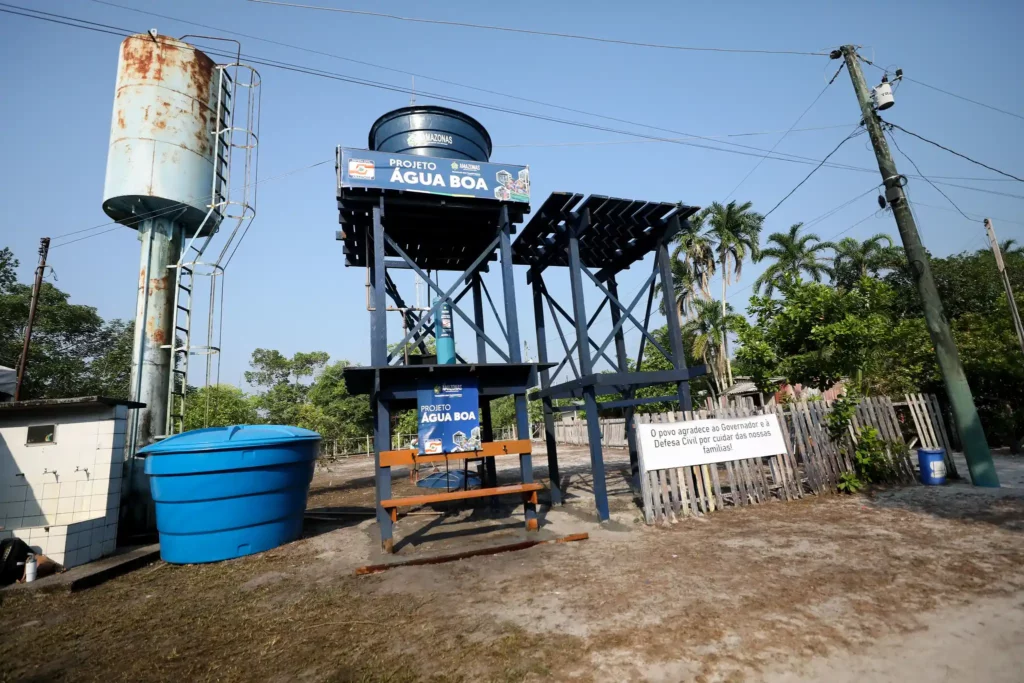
[984,219,1024,356]
[14,237,50,401]
[837,45,999,487]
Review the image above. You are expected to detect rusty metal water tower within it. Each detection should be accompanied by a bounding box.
[101,31,260,511]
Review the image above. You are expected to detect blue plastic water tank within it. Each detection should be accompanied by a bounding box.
[917,447,947,486]
[141,425,321,564]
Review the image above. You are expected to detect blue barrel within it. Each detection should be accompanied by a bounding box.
[917,448,947,486]
[141,425,321,564]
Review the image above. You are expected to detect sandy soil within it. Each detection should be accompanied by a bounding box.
[1,449,1023,682]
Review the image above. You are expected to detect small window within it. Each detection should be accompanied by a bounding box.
[26,424,56,445]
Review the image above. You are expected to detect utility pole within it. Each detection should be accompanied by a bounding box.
[837,45,999,486]
[14,237,50,401]
[984,219,1024,356]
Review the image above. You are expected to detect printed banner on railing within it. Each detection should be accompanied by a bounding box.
[637,415,787,472]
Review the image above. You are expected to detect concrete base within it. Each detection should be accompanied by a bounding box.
[2,543,160,594]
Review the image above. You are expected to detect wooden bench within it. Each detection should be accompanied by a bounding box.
[381,482,543,531]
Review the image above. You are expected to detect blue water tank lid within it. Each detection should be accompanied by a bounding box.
[139,424,321,455]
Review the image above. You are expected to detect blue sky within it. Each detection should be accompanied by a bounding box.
[2,0,1022,389]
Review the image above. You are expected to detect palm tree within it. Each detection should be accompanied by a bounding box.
[658,209,717,321]
[703,200,764,387]
[754,223,834,296]
[832,233,896,288]
[656,257,699,320]
[672,209,717,300]
[682,298,745,395]
[1000,239,1024,257]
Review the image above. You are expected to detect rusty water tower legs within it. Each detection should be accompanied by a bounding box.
[127,216,182,452]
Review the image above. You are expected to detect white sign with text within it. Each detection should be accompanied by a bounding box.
[637,414,787,472]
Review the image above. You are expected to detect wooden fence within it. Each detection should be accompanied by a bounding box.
[636,395,948,525]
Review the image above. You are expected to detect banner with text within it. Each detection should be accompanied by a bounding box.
[339,148,530,203]
[637,415,787,472]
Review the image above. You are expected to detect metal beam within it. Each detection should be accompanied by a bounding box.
[567,207,609,522]
[608,275,641,482]
[383,233,510,363]
[592,266,658,366]
[655,217,693,411]
[531,268,562,505]
[385,282,473,364]
[581,265,672,363]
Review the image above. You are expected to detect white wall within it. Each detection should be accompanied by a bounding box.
[0,403,127,568]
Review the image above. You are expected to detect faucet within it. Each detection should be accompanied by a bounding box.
[75,466,90,476]
[42,468,58,478]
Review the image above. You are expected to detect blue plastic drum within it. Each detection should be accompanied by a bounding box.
[141,425,321,564]
[917,448,947,486]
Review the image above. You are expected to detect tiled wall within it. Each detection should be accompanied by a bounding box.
[0,404,127,568]
[0,516,116,569]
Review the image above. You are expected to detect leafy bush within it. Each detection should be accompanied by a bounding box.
[837,471,863,493]
[825,388,860,444]
[853,426,894,483]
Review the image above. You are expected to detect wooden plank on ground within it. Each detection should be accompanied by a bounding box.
[775,406,803,498]
[926,394,959,478]
[667,466,682,518]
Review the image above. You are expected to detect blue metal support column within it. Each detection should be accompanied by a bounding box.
[498,205,537,530]
[655,224,693,411]
[531,268,562,505]
[567,207,610,521]
[471,271,498,488]
[608,275,640,487]
[370,199,394,552]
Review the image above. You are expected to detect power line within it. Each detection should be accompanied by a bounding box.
[908,201,1024,228]
[802,185,881,229]
[246,0,831,56]
[7,4,851,171]
[493,124,856,148]
[883,120,1024,182]
[8,5,1024,204]
[864,54,1024,122]
[905,77,1024,122]
[887,129,973,221]
[763,126,865,218]
[725,209,882,303]
[50,159,332,249]
[725,64,845,201]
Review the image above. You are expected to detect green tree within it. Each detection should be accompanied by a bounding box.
[754,223,834,296]
[737,277,899,393]
[702,200,764,386]
[661,208,716,319]
[885,248,1024,321]
[0,246,122,399]
[304,360,372,441]
[83,320,134,398]
[244,349,330,425]
[183,384,259,431]
[681,298,745,394]
[832,233,897,289]
[656,256,700,319]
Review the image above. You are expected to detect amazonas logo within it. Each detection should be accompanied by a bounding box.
[407,131,453,147]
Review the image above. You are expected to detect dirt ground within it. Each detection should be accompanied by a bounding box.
[2,447,1024,682]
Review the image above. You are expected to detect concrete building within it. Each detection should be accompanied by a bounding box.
[0,397,140,568]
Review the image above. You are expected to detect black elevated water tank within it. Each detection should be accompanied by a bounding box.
[369,106,492,162]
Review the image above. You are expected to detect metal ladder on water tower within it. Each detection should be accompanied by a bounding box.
[165,65,235,436]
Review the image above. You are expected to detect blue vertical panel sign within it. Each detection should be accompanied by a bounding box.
[417,379,481,455]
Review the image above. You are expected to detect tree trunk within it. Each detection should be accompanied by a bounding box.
[721,259,734,388]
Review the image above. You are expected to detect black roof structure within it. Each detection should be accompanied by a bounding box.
[337,186,530,272]
[511,192,699,273]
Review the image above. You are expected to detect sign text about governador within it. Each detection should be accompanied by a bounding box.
[637,415,787,472]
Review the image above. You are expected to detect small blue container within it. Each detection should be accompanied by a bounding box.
[917,448,947,486]
[141,425,321,564]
